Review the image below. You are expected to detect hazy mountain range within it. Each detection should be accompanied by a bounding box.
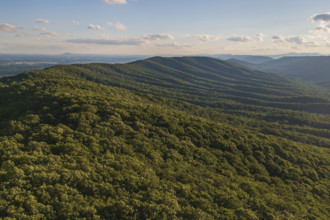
[221,55,330,88]
[2,53,330,90]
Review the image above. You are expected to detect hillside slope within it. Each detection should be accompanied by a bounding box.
[53,56,330,113]
[41,57,330,148]
[0,57,329,219]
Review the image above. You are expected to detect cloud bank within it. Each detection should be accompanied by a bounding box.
[272,35,316,47]
[312,26,329,33]
[68,33,175,46]
[68,38,143,46]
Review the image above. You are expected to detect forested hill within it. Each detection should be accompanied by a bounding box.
[50,56,330,113]
[0,57,329,219]
[41,56,330,148]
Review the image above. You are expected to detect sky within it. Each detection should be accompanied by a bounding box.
[1,0,330,55]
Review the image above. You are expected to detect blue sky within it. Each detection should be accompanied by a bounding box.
[1,0,330,55]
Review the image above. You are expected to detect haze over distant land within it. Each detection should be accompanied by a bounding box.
[1,0,330,55]
[2,53,330,88]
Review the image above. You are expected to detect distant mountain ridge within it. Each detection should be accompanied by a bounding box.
[212,54,274,64]
[268,52,324,59]
[226,55,330,88]
[258,56,330,81]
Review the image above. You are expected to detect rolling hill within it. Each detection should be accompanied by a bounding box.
[45,57,330,148]
[0,56,329,219]
[58,56,330,112]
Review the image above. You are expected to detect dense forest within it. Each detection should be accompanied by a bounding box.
[0,57,329,219]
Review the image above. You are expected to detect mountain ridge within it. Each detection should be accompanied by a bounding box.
[60,56,330,113]
[12,56,330,149]
[227,55,330,87]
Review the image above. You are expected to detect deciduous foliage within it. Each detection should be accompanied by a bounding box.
[0,57,329,219]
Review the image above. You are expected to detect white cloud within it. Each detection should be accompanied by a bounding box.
[285,36,305,45]
[0,23,24,37]
[107,22,127,31]
[103,0,127,5]
[143,33,174,40]
[88,24,105,30]
[311,12,330,23]
[193,34,219,41]
[311,26,329,34]
[34,26,60,38]
[156,42,191,48]
[114,22,127,31]
[310,13,330,36]
[36,18,50,24]
[254,33,265,42]
[67,38,144,46]
[272,35,317,47]
[227,36,251,42]
[225,34,262,43]
[272,35,285,43]
[72,20,80,25]
[0,23,20,32]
